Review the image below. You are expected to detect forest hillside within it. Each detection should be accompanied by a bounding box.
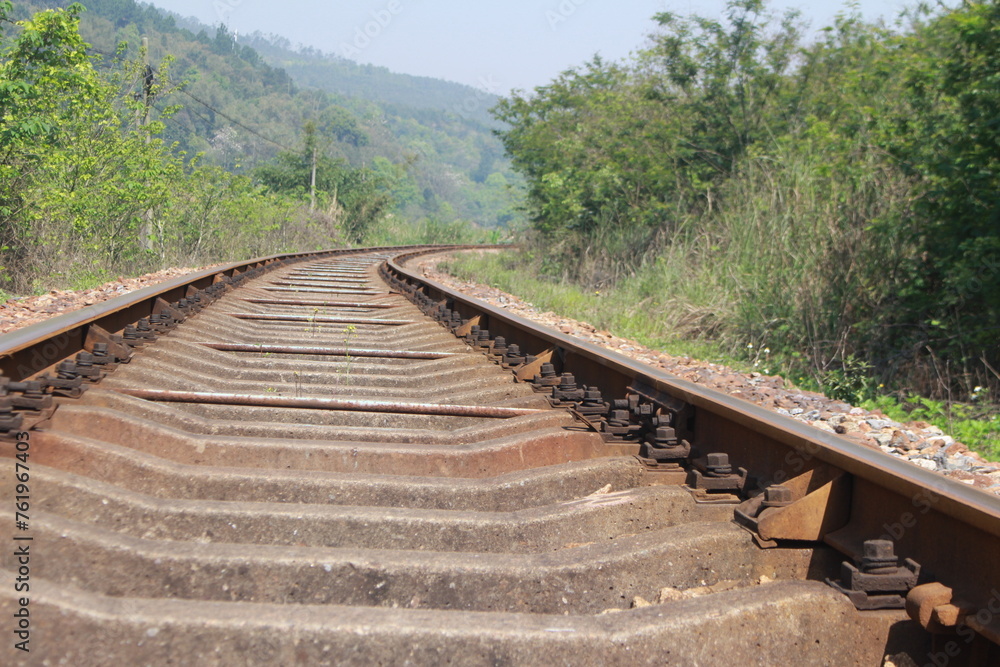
[1,0,522,294]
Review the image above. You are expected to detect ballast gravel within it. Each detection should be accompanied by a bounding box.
[0,267,210,334]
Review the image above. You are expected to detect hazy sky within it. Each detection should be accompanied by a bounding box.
[146,0,912,93]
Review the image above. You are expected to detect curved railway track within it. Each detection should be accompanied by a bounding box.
[1,245,998,665]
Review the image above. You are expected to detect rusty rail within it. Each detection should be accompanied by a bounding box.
[0,246,457,382]
[198,342,457,359]
[114,388,544,418]
[0,244,997,664]
[385,247,1000,651]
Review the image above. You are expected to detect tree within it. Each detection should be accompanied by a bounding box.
[885,1,1000,374]
[255,121,393,242]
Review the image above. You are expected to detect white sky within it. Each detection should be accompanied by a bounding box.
[147,0,916,92]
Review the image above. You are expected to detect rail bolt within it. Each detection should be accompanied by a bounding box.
[826,538,919,610]
[582,387,604,406]
[0,396,22,431]
[475,330,492,349]
[650,426,677,445]
[762,485,794,508]
[705,452,733,476]
[634,403,655,418]
[491,336,508,355]
[643,428,691,463]
[609,409,631,426]
[861,539,899,574]
[57,360,78,379]
[531,362,560,389]
[21,381,45,399]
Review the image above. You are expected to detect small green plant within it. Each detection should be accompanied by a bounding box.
[336,324,358,385]
[68,269,111,291]
[821,355,878,405]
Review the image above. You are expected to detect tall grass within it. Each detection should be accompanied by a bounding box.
[443,250,735,364]
[362,215,497,247]
[455,142,916,386]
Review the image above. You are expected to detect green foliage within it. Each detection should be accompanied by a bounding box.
[821,355,879,405]
[651,0,801,177]
[493,0,803,284]
[0,2,173,287]
[880,1,1000,374]
[252,119,395,242]
[492,0,1000,403]
[0,0,522,294]
[0,2,358,293]
[19,0,525,241]
[441,250,735,364]
[362,210,493,247]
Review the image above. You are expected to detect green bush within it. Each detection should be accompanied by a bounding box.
[491,0,1000,403]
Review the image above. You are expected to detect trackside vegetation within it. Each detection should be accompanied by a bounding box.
[449,0,999,454]
[0,1,501,295]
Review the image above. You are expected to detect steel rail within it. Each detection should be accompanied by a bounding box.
[388,249,1000,532]
[198,342,458,359]
[386,247,1000,628]
[0,245,474,381]
[1,244,997,661]
[113,388,545,418]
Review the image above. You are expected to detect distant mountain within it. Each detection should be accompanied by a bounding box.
[21,0,524,229]
[243,33,500,127]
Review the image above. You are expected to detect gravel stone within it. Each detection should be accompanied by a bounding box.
[1,266,211,334]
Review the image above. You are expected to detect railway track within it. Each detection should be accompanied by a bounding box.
[1,245,998,665]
